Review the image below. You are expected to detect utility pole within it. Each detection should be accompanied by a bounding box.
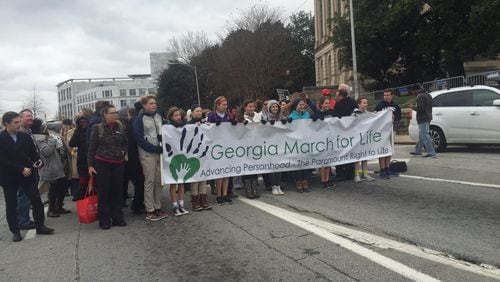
[349,0,360,99]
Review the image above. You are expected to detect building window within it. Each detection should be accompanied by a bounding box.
[148,88,157,95]
[129,99,136,106]
[120,100,128,107]
[120,89,126,96]
[139,88,146,96]
[102,90,111,98]
[129,89,136,96]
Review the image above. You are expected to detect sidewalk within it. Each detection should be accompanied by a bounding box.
[395,134,415,145]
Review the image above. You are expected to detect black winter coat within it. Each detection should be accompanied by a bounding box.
[0,130,40,186]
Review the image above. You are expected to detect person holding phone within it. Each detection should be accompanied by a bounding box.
[0,111,54,242]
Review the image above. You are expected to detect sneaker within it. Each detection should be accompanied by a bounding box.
[272,186,279,195]
[303,187,311,193]
[361,174,375,181]
[277,186,285,195]
[379,171,390,179]
[155,209,168,219]
[354,175,362,183]
[173,206,182,217]
[423,154,437,158]
[223,195,233,204]
[178,206,190,215]
[322,182,328,189]
[145,212,162,221]
[216,196,225,205]
[410,152,421,156]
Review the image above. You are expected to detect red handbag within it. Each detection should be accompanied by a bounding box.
[76,176,98,224]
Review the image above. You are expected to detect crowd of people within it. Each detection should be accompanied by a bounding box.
[1,84,412,241]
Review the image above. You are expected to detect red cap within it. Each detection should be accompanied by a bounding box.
[322,88,331,96]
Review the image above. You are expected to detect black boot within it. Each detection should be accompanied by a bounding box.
[36,225,55,235]
[244,179,254,199]
[251,178,260,198]
[12,232,22,242]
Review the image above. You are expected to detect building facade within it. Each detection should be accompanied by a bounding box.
[57,75,156,119]
[314,0,351,87]
[57,52,175,119]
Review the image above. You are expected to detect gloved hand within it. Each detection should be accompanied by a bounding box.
[216,120,221,126]
[231,120,237,126]
[261,120,267,125]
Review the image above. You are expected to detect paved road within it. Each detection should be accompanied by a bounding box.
[0,145,499,281]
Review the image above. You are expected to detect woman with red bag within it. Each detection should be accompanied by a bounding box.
[87,105,128,230]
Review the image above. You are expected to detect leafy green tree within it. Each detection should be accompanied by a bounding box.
[331,0,500,89]
[287,11,316,88]
[157,64,198,113]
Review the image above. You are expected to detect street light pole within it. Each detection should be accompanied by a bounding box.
[193,65,200,106]
[349,0,360,99]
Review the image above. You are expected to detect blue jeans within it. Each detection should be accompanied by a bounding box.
[416,122,436,155]
[17,172,38,226]
[17,189,32,226]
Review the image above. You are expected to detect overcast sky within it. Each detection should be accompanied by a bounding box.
[0,0,313,119]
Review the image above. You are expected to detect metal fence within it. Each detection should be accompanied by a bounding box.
[360,70,500,101]
[422,76,466,92]
[466,70,500,88]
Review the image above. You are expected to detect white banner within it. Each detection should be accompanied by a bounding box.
[161,110,394,184]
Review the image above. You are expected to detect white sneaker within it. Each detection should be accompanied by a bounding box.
[277,186,285,195]
[354,175,362,183]
[361,174,375,181]
[271,186,279,195]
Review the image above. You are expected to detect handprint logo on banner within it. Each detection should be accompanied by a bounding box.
[164,126,209,183]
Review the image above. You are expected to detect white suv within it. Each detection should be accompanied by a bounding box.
[408,85,500,151]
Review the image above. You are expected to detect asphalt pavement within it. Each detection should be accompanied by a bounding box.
[1,142,499,281]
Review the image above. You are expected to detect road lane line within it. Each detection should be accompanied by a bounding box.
[399,174,500,189]
[240,198,500,281]
[240,198,440,282]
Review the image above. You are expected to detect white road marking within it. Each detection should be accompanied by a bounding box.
[240,198,440,282]
[24,206,49,240]
[240,198,500,281]
[399,174,500,190]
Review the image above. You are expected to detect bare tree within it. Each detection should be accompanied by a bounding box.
[230,3,284,32]
[22,89,46,119]
[167,31,212,63]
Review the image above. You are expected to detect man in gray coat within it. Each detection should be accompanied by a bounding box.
[412,89,437,158]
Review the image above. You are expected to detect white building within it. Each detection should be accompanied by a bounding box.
[57,75,156,119]
[57,52,173,119]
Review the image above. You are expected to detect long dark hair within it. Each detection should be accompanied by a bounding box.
[235,99,254,123]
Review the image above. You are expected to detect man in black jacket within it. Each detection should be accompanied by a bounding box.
[333,85,358,181]
[0,111,54,242]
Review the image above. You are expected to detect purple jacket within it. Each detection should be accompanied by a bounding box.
[207,111,231,123]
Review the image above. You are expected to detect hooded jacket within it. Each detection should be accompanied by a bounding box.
[33,133,67,182]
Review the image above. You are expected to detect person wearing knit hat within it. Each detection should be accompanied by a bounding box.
[289,98,311,120]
